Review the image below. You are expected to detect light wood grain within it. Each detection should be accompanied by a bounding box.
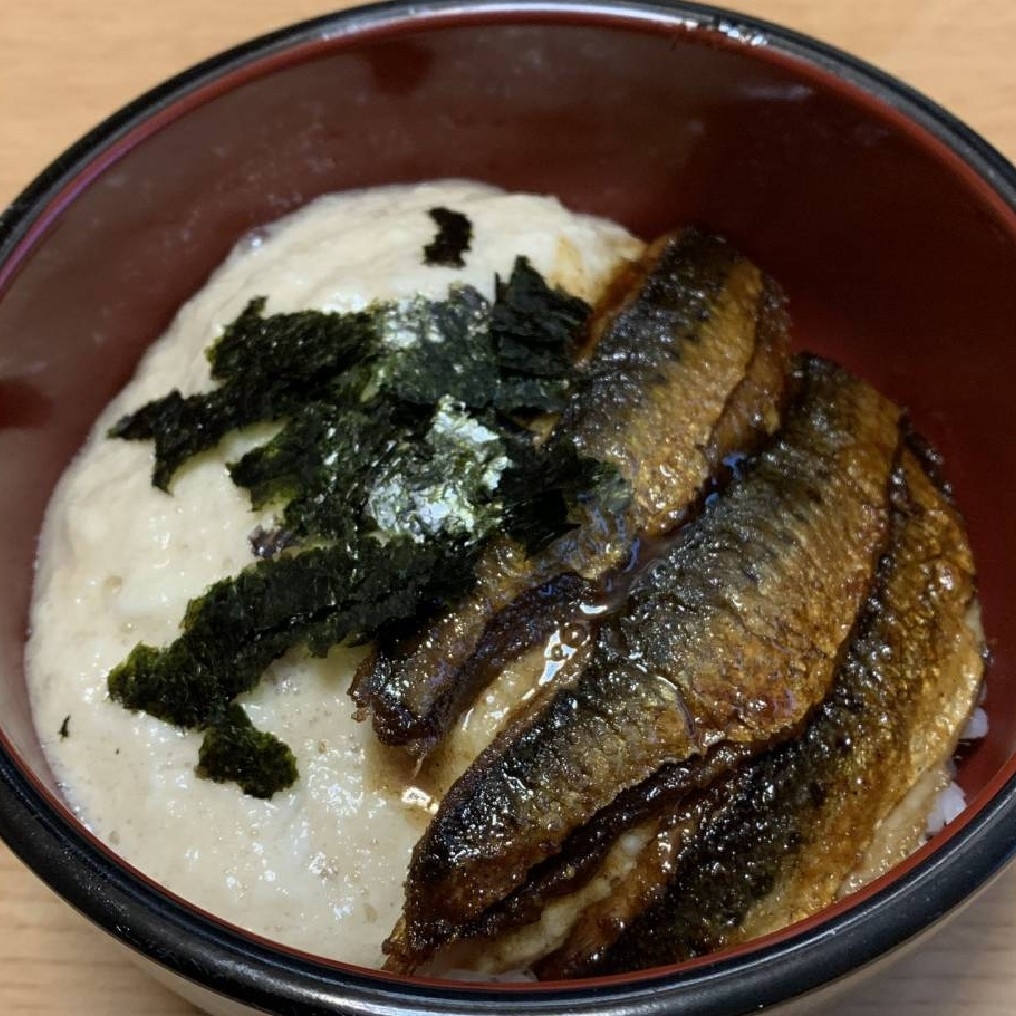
[2,2,1015,1013]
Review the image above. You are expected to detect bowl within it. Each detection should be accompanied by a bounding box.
[2,2,1016,1014]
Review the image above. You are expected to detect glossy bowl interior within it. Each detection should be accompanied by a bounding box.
[2,2,1016,1014]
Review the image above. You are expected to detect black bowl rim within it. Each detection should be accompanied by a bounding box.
[3,2,1016,1014]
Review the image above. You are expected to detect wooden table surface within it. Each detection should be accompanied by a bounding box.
[2,1,1016,1013]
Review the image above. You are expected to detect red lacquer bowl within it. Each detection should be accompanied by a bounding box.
[1,3,1015,1014]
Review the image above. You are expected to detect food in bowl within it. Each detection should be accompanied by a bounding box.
[26,179,984,977]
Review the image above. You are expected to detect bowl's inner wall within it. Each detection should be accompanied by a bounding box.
[1,16,1014,806]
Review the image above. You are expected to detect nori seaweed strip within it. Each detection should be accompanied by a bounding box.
[492,257,589,358]
[423,207,473,268]
[365,399,509,545]
[229,404,404,545]
[497,435,626,554]
[374,289,498,409]
[110,298,377,490]
[112,266,591,493]
[491,257,590,414]
[197,704,298,799]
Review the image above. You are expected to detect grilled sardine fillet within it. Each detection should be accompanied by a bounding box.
[351,229,791,759]
[542,441,983,977]
[385,356,902,970]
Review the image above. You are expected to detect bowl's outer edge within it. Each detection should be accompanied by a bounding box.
[3,3,1016,1015]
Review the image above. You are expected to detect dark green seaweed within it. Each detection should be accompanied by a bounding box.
[498,436,626,554]
[197,704,299,800]
[491,257,589,413]
[423,207,473,268]
[106,258,613,796]
[109,298,376,491]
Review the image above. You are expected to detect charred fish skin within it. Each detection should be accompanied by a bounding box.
[439,741,760,955]
[386,357,902,970]
[354,229,792,757]
[558,229,790,557]
[547,444,982,978]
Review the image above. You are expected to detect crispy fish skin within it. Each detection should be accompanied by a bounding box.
[545,444,982,977]
[385,357,902,970]
[352,230,791,757]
